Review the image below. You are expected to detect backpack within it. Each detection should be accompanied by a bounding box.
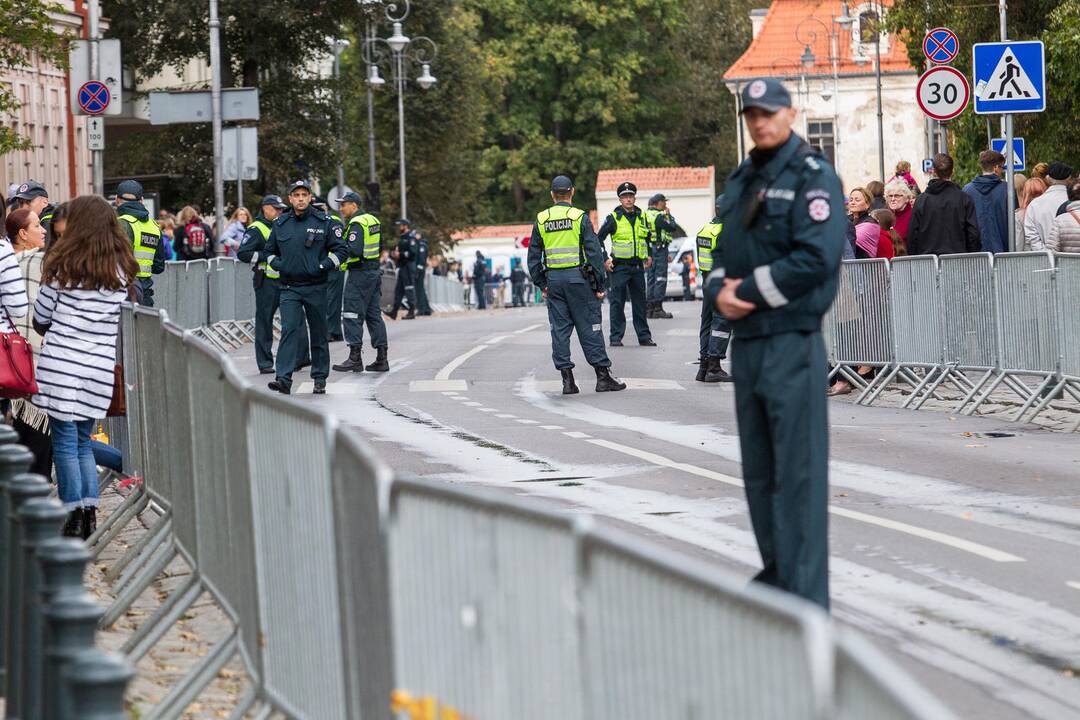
[185,222,207,254]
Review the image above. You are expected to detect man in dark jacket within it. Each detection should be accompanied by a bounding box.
[473,251,488,309]
[963,150,1009,254]
[907,153,981,256]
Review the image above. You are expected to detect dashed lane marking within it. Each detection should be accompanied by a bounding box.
[515,419,539,425]
[1067,581,1080,592]
[564,431,592,439]
[495,414,517,419]
[411,380,469,392]
[462,401,482,407]
[586,437,1025,563]
[539,425,564,430]
[477,408,498,413]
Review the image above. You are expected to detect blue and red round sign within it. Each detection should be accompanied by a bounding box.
[923,27,959,65]
[77,81,110,115]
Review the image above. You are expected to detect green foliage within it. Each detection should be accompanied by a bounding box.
[0,0,69,155]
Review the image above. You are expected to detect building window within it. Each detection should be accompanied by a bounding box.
[807,120,836,165]
[852,3,889,56]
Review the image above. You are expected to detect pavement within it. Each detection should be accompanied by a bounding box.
[227,301,1080,720]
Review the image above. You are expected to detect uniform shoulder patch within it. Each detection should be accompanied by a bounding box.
[334,225,343,237]
[807,197,831,223]
[804,156,821,173]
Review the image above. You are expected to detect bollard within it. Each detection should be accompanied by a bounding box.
[17,495,66,720]
[4,471,50,716]
[0,438,30,697]
[63,648,134,720]
[40,538,102,720]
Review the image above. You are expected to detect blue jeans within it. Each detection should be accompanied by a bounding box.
[91,440,123,473]
[52,418,100,510]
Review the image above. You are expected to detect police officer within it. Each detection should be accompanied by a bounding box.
[528,175,626,394]
[318,196,346,341]
[263,180,348,395]
[704,78,844,610]
[645,193,677,319]
[509,260,527,307]
[237,194,292,374]
[10,181,54,233]
[115,180,166,306]
[332,191,390,373]
[695,195,732,383]
[472,251,488,309]
[387,219,418,319]
[596,181,656,347]
[413,229,432,315]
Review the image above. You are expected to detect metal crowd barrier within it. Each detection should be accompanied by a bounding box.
[27,300,955,718]
[828,251,1080,429]
[424,272,467,312]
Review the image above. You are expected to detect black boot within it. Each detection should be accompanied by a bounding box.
[62,508,84,538]
[695,356,708,382]
[81,507,97,541]
[332,345,364,373]
[404,308,416,319]
[645,301,657,319]
[561,368,579,395]
[656,303,674,319]
[384,305,399,320]
[594,365,627,392]
[366,346,390,372]
[703,356,733,383]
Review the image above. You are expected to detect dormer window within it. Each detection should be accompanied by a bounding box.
[852,4,889,56]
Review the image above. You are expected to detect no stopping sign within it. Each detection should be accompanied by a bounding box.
[916,66,970,121]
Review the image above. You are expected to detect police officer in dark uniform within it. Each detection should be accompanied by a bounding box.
[319,196,346,341]
[332,191,390,373]
[509,260,527,307]
[10,181,54,234]
[704,78,844,610]
[596,181,656,347]
[695,195,732,383]
[472,251,488,309]
[528,175,626,394]
[387,219,418,319]
[115,180,167,306]
[263,180,348,395]
[645,193,677,319]
[413,229,432,315]
[237,194,291,374]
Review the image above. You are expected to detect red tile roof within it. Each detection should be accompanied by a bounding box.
[725,0,914,81]
[451,224,533,242]
[595,167,715,193]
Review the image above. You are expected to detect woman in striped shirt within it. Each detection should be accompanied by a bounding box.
[32,195,139,538]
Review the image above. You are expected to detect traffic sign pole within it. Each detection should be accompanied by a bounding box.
[88,0,103,195]
[1000,0,1017,252]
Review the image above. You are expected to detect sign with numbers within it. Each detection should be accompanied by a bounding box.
[916,65,970,121]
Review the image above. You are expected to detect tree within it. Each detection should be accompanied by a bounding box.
[0,0,68,155]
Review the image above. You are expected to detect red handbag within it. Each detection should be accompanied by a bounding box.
[0,306,38,399]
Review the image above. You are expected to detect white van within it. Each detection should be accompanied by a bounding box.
[664,236,702,299]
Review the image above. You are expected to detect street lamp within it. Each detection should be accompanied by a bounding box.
[364,0,439,219]
[332,38,351,197]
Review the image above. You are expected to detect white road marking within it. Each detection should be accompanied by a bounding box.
[515,419,539,425]
[411,379,469,392]
[462,401,483,407]
[477,408,498,413]
[495,414,517,419]
[564,431,592,439]
[586,437,1025,563]
[514,323,545,335]
[435,344,491,381]
[1066,581,1080,592]
[539,425,564,430]
[533,378,685,393]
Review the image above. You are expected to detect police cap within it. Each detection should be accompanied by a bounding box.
[13,181,48,201]
[260,194,288,210]
[336,191,364,205]
[739,78,792,114]
[288,179,313,194]
[649,193,667,205]
[550,175,574,192]
[396,217,411,226]
[116,179,143,200]
[617,181,637,197]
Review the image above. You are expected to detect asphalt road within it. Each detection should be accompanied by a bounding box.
[230,301,1080,720]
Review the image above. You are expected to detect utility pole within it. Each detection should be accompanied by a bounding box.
[209,0,225,241]
[1000,0,1017,252]
[88,0,103,195]
[874,0,885,182]
[367,22,377,184]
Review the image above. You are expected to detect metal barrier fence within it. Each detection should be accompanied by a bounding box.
[829,251,1080,429]
[424,272,467,312]
[1,275,958,718]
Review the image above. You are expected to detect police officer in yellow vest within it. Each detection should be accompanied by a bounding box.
[115,179,166,306]
[644,194,677,319]
[237,194,298,373]
[596,181,656,347]
[695,195,732,383]
[332,191,390,373]
[527,176,626,394]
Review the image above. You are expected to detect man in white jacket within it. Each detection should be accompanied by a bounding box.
[1024,162,1073,250]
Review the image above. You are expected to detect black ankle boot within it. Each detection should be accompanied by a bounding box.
[656,303,673,319]
[696,356,708,382]
[594,365,627,392]
[332,345,364,372]
[703,356,732,383]
[366,346,389,372]
[81,507,97,540]
[561,368,579,395]
[62,508,84,538]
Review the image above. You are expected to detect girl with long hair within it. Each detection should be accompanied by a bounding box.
[32,195,139,538]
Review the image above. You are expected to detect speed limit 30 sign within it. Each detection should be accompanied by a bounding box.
[917,65,970,121]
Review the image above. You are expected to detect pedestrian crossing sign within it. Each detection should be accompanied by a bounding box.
[972,41,1045,114]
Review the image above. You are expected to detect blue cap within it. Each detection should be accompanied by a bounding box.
[740,78,792,114]
[649,193,667,205]
[396,217,410,226]
[288,179,313,194]
[116,179,143,200]
[550,175,574,192]
[13,181,48,201]
[260,194,287,209]
[336,191,363,205]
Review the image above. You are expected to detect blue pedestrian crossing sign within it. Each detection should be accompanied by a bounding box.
[990,137,1025,171]
[972,41,1045,114]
